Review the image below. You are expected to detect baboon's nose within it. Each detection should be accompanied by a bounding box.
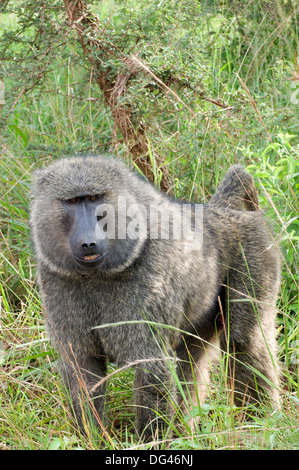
[82,241,97,250]
[78,238,104,263]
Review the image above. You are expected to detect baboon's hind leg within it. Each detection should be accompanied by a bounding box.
[176,334,220,428]
[220,298,280,408]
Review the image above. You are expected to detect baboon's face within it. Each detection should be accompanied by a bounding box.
[30,157,147,275]
[62,193,106,269]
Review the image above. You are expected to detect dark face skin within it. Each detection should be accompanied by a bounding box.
[63,194,106,269]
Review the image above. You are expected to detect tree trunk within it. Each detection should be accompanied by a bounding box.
[64,0,170,192]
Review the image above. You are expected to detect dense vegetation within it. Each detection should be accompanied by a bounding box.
[0,0,298,450]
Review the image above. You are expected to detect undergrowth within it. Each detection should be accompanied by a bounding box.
[0,0,298,450]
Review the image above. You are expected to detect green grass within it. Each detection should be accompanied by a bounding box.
[0,0,298,450]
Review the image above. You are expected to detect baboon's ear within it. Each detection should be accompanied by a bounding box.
[31,168,45,185]
[30,168,56,198]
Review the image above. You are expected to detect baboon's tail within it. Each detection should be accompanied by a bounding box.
[208,165,259,211]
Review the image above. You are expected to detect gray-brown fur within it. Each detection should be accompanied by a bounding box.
[209,164,259,211]
[30,156,281,440]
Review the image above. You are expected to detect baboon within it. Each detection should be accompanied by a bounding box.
[30,155,281,441]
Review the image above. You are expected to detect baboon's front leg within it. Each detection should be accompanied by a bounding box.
[134,357,177,441]
[59,354,108,433]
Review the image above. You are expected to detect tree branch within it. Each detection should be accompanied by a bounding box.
[64,0,170,191]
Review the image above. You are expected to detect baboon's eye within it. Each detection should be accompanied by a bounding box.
[68,197,79,204]
[89,194,101,202]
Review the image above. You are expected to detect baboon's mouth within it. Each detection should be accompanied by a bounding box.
[82,254,102,261]
[74,253,105,269]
